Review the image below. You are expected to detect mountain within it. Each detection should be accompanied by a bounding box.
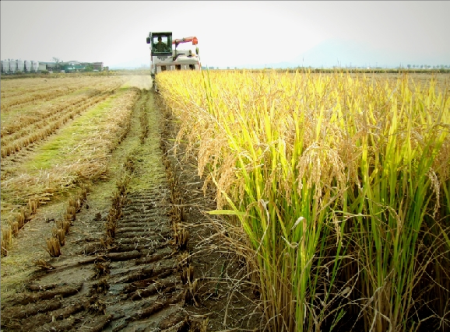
[257,38,449,69]
[285,38,392,68]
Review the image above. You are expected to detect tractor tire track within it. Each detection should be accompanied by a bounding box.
[0,87,204,332]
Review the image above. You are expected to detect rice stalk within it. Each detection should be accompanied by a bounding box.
[156,69,450,331]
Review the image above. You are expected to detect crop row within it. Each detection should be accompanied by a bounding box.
[1,197,40,256]
[1,92,98,138]
[1,90,114,159]
[2,89,108,141]
[0,76,116,98]
[1,87,138,256]
[0,77,96,99]
[1,87,138,206]
[1,82,89,112]
[0,77,125,112]
[1,79,124,138]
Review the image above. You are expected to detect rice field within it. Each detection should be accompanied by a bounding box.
[1,75,139,256]
[156,70,450,331]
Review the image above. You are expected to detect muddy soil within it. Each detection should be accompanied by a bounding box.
[1,77,263,331]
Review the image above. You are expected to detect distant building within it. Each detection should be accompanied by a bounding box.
[32,61,39,72]
[38,63,48,71]
[59,61,105,72]
[1,59,10,73]
[0,59,106,73]
[92,62,103,71]
[39,62,56,71]
[61,61,86,72]
[9,60,17,73]
[16,60,24,73]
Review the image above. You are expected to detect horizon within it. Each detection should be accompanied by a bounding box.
[1,1,449,70]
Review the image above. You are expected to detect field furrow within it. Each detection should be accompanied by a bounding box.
[0,82,138,223]
[1,86,123,159]
[0,77,103,99]
[1,83,122,138]
[0,77,125,112]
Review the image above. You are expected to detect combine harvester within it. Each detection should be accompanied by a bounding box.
[146,31,200,90]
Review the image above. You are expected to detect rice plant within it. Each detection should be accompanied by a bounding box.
[156,69,450,331]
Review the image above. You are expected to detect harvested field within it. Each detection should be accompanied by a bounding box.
[1,73,262,331]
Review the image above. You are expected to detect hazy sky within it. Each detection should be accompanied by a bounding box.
[1,1,449,68]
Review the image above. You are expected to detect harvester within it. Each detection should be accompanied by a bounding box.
[146,32,201,85]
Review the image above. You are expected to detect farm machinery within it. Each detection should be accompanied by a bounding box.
[146,32,201,86]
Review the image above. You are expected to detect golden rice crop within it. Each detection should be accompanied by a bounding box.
[156,70,450,331]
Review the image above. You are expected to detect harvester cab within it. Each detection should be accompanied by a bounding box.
[147,32,173,57]
[146,31,201,81]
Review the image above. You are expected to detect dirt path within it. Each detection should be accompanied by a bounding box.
[1,77,262,331]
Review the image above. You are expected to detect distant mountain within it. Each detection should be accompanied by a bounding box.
[250,38,449,69]
[284,39,393,68]
[110,57,149,70]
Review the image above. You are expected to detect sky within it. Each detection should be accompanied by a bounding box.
[1,1,449,69]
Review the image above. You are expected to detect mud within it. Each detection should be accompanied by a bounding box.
[1,79,263,331]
